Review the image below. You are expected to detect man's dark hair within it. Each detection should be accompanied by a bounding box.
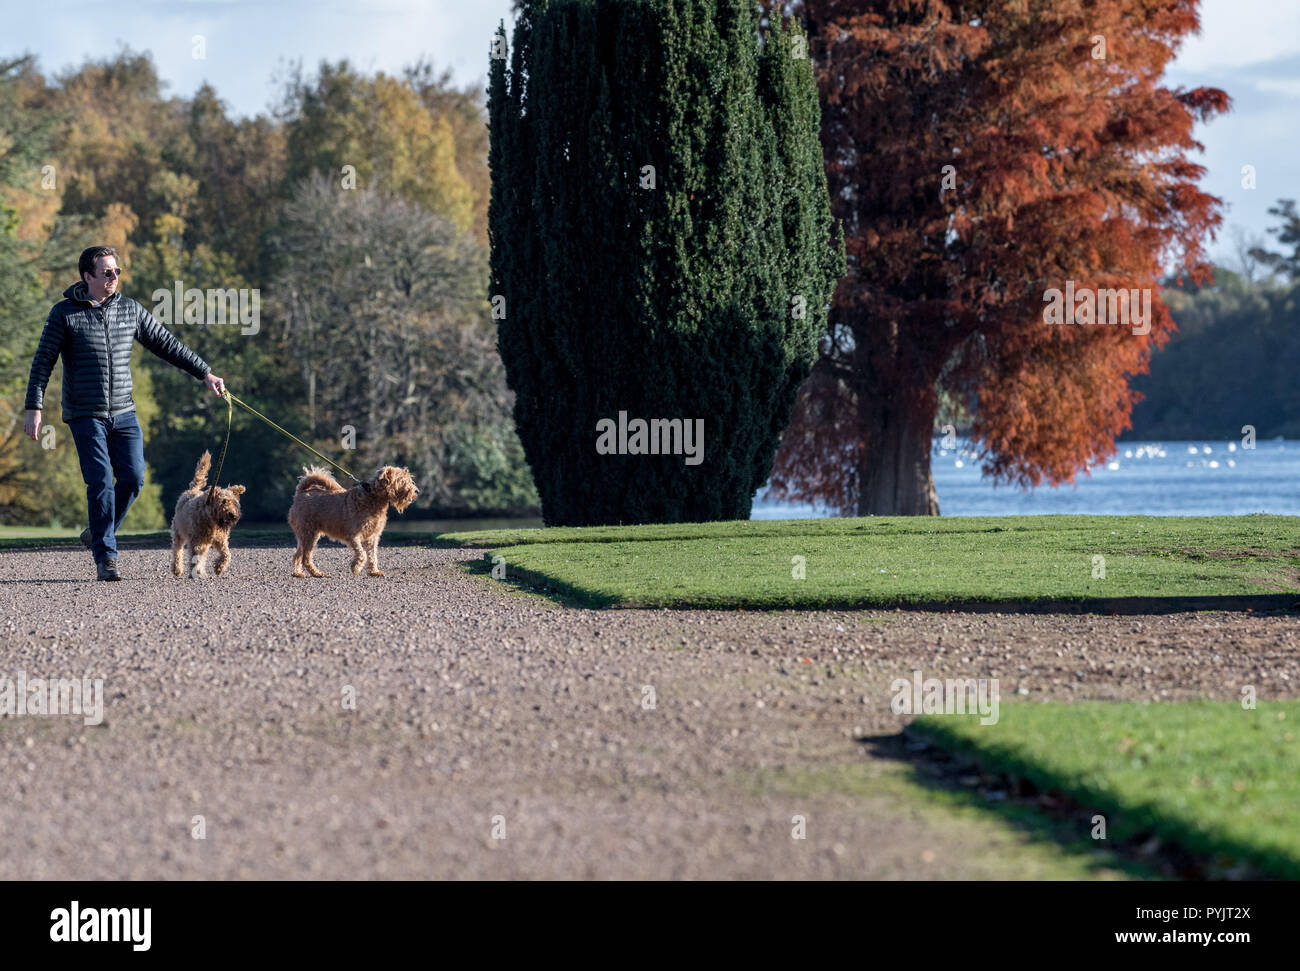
[79,246,118,280]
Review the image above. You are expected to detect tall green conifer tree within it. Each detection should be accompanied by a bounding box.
[489,0,844,525]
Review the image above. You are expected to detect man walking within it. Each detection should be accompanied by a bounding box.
[24,246,227,580]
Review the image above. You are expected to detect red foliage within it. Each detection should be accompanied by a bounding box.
[767,0,1229,512]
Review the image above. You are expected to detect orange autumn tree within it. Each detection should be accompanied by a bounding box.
[766,0,1229,514]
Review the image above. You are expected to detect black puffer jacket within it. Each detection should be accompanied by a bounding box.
[26,282,211,422]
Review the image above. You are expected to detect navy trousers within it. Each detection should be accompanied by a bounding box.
[66,412,147,564]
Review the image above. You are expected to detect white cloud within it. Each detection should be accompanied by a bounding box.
[1173,0,1300,72]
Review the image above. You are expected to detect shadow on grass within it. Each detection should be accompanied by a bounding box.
[855,594,1300,615]
[459,553,1300,614]
[867,728,1294,880]
[436,516,1290,549]
[461,555,616,608]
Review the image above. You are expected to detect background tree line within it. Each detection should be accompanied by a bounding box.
[1125,201,1300,441]
[0,49,538,527]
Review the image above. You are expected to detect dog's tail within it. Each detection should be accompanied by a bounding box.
[295,466,346,496]
[190,450,212,490]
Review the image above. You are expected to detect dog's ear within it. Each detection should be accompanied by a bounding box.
[230,485,245,497]
[377,467,395,489]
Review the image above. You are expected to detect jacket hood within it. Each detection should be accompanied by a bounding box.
[63,280,121,305]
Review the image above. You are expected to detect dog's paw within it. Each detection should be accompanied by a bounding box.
[368,569,386,577]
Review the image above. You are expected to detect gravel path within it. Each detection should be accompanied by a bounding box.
[2,543,1297,879]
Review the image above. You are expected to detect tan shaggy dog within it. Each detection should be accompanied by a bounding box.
[170,450,245,578]
[288,465,419,577]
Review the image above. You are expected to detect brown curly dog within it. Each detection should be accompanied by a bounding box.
[170,450,245,578]
[288,465,419,577]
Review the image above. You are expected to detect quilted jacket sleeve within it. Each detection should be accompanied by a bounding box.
[25,313,66,411]
[134,302,211,380]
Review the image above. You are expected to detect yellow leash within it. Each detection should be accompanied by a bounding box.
[213,389,361,486]
[210,388,234,489]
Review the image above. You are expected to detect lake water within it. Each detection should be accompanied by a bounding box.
[394,439,1299,532]
[754,439,1300,518]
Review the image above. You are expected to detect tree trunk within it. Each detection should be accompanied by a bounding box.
[857,401,940,516]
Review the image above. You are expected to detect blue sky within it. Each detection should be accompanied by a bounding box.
[4,0,1297,265]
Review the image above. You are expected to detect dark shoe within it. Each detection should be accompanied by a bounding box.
[79,527,92,550]
[96,559,121,582]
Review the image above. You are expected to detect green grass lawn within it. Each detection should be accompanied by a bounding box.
[439,515,1300,609]
[910,700,1300,879]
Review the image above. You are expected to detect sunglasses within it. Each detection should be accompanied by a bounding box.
[101,268,123,278]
